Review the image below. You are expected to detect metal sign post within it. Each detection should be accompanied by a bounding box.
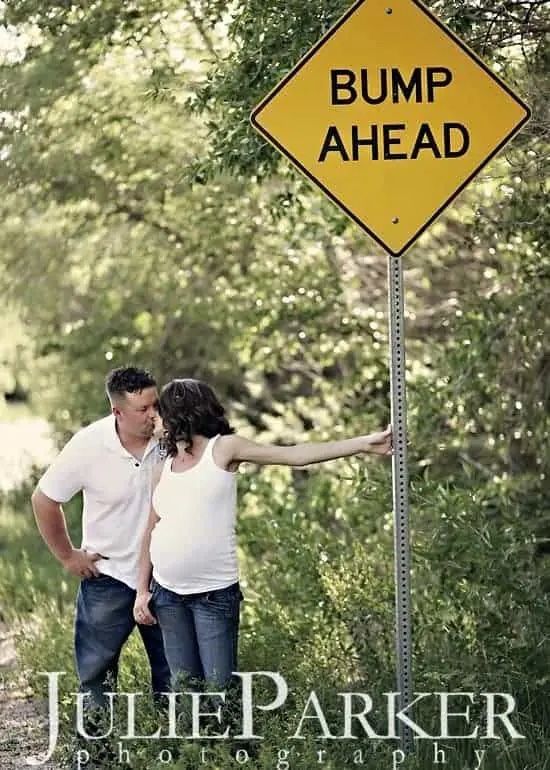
[388,254,414,754]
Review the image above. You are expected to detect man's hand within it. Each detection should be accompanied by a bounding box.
[61,548,107,579]
[364,424,393,456]
[133,591,157,625]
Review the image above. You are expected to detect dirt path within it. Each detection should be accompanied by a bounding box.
[0,624,61,770]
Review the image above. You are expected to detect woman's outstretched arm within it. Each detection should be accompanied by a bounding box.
[215,424,392,470]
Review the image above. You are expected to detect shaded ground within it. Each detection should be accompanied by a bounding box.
[0,624,60,770]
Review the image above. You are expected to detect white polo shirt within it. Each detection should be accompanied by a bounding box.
[38,414,163,589]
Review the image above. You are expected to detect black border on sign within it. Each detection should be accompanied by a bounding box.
[249,0,532,257]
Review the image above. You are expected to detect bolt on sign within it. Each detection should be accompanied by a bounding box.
[250,0,531,256]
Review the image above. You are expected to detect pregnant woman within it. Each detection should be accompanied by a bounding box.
[133,378,392,690]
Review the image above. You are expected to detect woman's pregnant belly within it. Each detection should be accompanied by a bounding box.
[149,517,238,592]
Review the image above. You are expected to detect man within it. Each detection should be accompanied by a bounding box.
[31,366,171,709]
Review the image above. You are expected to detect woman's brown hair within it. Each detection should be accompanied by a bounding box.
[159,379,235,457]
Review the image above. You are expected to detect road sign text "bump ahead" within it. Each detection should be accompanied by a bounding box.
[320,67,469,162]
[250,0,531,256]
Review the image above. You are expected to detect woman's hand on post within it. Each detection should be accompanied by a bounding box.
[133,591,157,625]
[363,424,393,456]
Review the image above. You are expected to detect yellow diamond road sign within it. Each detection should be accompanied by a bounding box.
[250,0,530,256]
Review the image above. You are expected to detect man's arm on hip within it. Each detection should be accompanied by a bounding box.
[31,488,105,579]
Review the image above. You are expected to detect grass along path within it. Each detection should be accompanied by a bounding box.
[0,410,60,768]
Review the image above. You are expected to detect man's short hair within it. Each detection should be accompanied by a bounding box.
[105,367,157,401]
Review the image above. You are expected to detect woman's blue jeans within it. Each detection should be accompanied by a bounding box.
[150,577,243,690]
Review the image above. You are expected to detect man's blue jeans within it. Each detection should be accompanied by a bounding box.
[75,574,171,708]
[150,577,243,689]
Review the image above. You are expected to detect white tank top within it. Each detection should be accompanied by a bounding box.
[150,434,238,594]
